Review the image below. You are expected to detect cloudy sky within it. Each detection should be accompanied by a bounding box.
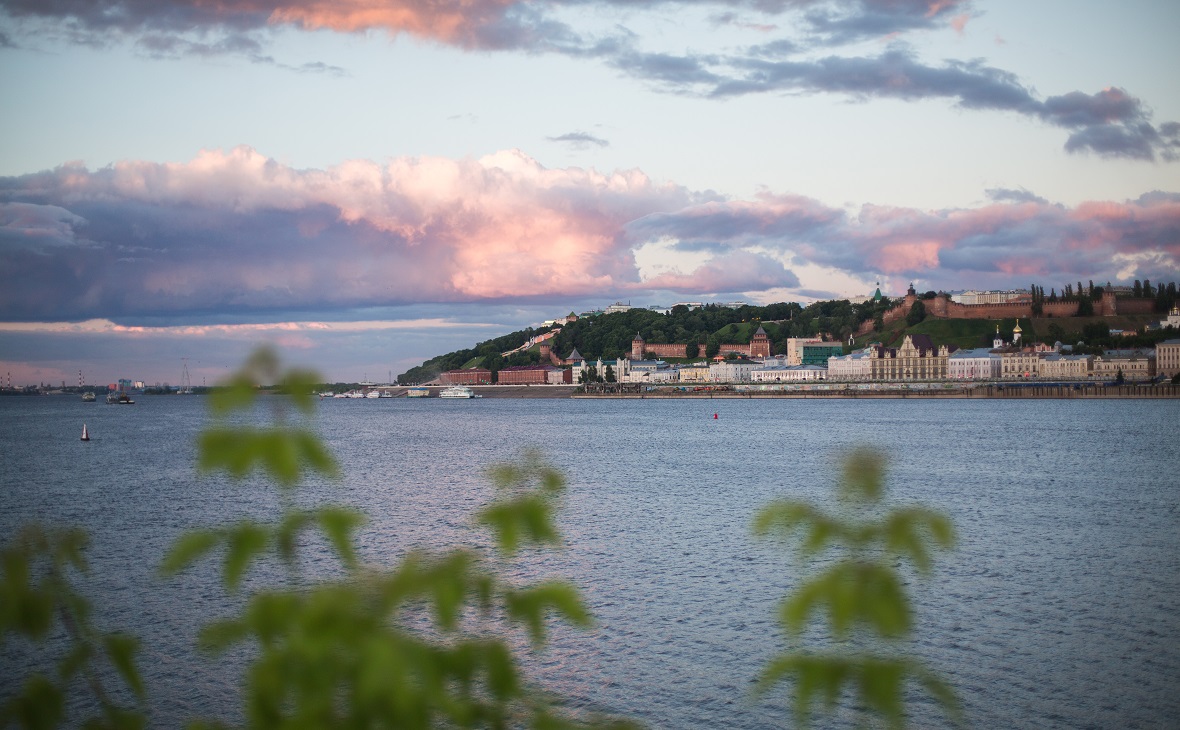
[1,0,1178,386]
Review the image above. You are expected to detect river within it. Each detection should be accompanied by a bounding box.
[1,395,1177,728]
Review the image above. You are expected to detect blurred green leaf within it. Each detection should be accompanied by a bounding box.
[58,642,93,680]
[840,447,886,503]
[314,507,364,570]
[2,674,65,730]
[223,522,269,592]
[197,618,249,655]
[755,446,958,728]
[275,511,314,566]
[102,633,145,700]
[506,581,592,646]
[159,531,220,577]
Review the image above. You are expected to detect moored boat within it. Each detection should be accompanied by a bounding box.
[439,386,478,399]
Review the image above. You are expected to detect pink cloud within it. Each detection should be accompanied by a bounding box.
[2,148,1178,323]
[871,240,944,272]
[262,0,516,47]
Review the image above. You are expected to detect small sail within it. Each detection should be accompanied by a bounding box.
[81,423,90,441]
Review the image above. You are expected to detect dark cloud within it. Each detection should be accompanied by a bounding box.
[800,0,967,46]
[2,0,1171,160]
[547,131,610,149]
[985,188,1049,205]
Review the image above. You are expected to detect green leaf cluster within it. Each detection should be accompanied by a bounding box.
[162,350,634,730]
[1,525,146,729]
[753,447,960,728]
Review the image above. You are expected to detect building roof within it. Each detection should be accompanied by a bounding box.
[566,347,584,362]
[498,364,561,372]
[949,347,999,358]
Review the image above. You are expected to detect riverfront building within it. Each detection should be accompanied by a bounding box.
[870,335,953,380]
[751,364,828,382]
[948,348,1002,380]
[1038,353,1093,380]
[497,365,567,385]
[1158,340,1180,378]
[1091,350,1156,381]
[440,368,492,385]
[827,350,873,380]
[709,358,760,383]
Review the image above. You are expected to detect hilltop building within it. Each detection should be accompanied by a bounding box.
[716,326,772,359]
[631,332,690,360]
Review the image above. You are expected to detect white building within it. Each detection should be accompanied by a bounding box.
[827,350,873,380]
[751,365,828,382]
[947,347,1002,380]
[709,359,760,383]
[952,290,1029,305]
[1038,353,1092,380]
[621,360,675,383]
[1160,305,1180,330]
[1156,339,1180,378]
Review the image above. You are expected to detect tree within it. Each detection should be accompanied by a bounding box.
[1115,368,1125,384]
[686,341,700,358]
[906,300,926,326]
[873,312,885,332]
[1076,297,1094,316]
[1142,279,1152,298]
[579,364,599,384]
[705,335,721,359]
[1133,280,1142,298]
[604,364,616,383]
[753,448,960,728]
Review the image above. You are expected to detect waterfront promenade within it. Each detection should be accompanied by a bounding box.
[382,383,1180,399]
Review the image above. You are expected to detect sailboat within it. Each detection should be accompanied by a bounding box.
[81,424,90,441]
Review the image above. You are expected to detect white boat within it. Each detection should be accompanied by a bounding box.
[81,423,90,441]
[365,390,380,399]
[82,391,96,402]
[439,386,479,399]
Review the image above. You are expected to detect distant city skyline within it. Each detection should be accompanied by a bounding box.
[2,0,1178,385]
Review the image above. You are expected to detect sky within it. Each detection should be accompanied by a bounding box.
[1,0,1178,386]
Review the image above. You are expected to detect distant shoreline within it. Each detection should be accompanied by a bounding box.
[393,383,1180,399]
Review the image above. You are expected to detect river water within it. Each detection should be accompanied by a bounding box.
[1,395,1177,728]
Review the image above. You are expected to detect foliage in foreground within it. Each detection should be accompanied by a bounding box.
[754,448,961,728]
[0,525,146,728]
[160,347,634,729]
